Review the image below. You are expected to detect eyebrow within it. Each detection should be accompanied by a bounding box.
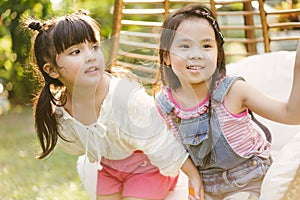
[174,37,215,43]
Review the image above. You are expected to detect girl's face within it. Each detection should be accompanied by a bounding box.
[55,41,105,90]
[167,18,218,88]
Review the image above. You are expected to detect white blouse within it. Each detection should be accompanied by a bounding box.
[56,76,188,177]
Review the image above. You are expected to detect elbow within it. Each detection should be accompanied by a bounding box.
[291,117,300,125]
[285,114,300,125]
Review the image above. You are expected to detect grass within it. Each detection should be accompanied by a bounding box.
[0,106,90,200]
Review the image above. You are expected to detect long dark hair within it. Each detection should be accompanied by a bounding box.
[158,4,226,90]
[156,5,227,164]
[25,10,101,159]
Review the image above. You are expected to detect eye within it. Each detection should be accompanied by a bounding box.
[203,44,212,49]
[70,49,80,55]
[179,43,190,48]
[92,44,100,51]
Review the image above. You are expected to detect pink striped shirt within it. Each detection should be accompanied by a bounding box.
[158,87,271,159]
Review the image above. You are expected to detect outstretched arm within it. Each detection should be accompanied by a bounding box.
[286,41,300,123]
[181,157,204,200]
[226,41,300,125]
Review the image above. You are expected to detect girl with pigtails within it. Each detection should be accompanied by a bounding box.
[25,10,203,200]
[155,4,300,200]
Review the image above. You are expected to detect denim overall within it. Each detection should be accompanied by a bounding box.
[156,76,272,198]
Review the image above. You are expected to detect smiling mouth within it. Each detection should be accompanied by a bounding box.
[85,66,99,73]
[186,65,204,70]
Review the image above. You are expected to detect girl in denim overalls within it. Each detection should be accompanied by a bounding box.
[155,4,300,200]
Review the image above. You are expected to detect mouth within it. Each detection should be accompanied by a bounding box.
[186,64,204,71]
[85,66,99,73]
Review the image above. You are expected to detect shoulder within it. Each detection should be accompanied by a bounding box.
[221,76,249,113]
[228,77,254,99]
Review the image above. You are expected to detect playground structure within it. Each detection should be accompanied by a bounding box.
[108,0,300,84]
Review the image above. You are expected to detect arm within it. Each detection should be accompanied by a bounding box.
[181,157,204,200]
[226,41,300,125]
[286,41,300,122]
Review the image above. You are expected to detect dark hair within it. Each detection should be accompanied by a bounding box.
[156,5,227,163]
[158,4,226,90]
[25,10,102,159]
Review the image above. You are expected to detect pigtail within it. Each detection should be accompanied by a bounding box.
[200,70,220,165]
[34,83,59,159]
[25,18,64,159]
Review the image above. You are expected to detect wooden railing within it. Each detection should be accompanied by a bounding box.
[108,0,300,84]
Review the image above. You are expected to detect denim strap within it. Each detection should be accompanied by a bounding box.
[213,76,244,103]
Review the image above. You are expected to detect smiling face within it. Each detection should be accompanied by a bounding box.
[166,17,218,88]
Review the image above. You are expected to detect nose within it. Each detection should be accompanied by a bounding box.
[85,49,96,63]
[86,57,95,63]
[188,46,204,60]
[188,53,203,60]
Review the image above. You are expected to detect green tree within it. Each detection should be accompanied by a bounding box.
[0,0,114,106]
[0,0,53,105]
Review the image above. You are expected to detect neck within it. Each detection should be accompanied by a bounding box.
[64,73,110,125]
[173,81,210,108]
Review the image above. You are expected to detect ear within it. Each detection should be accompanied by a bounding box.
[43,63,60,79]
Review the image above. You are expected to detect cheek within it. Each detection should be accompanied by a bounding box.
[99,53,105,66]
[170,52,186,66]
[56,56,70,68]
[207,51,218,65]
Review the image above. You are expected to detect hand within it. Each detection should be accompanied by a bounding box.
[188,174,204,200]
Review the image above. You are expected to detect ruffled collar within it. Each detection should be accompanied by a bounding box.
[161,86,209,119]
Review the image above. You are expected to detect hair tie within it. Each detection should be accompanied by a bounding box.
[45,82,50,87]
[200,11,224,45]
[28,20,43,32]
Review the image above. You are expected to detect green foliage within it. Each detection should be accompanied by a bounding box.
[0,0,54,106]
[0,0,114,106]
[54,0,114,38]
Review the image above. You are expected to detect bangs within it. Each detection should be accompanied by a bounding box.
[52,15,100,54]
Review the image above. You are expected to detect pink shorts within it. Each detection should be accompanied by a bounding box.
[97,151,179,199]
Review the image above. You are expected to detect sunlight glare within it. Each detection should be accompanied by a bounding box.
[50,0,62,5]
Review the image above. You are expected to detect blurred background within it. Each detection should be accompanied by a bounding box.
[1,0,299,199]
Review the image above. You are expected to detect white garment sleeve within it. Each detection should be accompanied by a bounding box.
[110,77,189,177]
[56,123,99,163]
[57,135,85,156]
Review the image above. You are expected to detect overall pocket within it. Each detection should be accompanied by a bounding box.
[179,114,216,167]
[232,156,271,188]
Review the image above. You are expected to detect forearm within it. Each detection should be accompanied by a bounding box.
[181,156,200,178]
[181,156,204,200]
[287,41,300,123]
